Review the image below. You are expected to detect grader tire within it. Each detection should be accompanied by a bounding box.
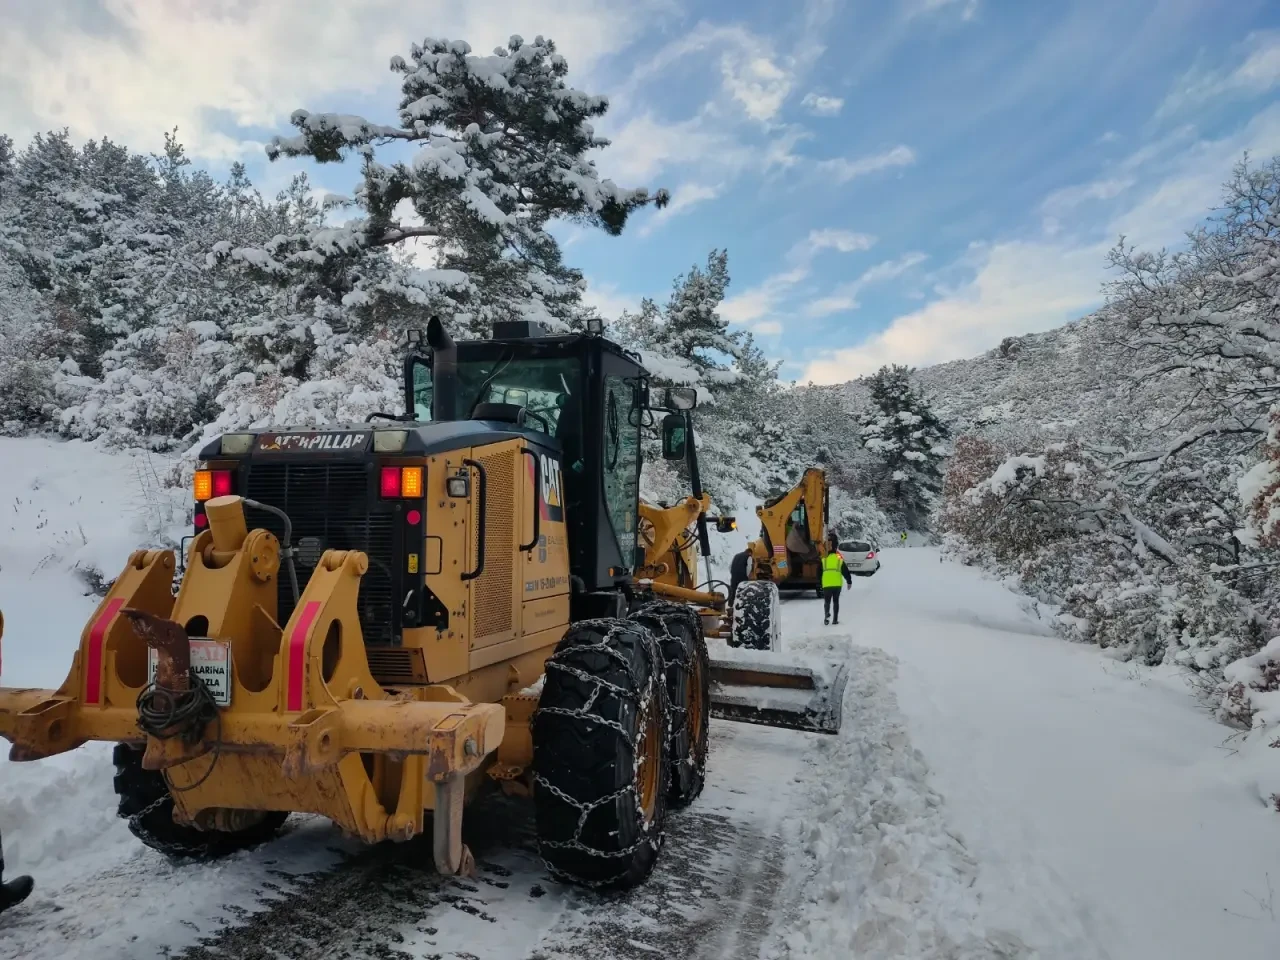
[630,601,710,808]
[729,580,781,651]
[113,744,287,860]
[532,618,670,889]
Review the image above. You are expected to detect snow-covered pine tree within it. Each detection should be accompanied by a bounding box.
[860,364,949,529]
[218,34,668,344]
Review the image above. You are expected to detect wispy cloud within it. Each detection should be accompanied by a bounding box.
[722,227,883,331]
[639,182,723,236]
[1040,177,1134,227]
[817,145,917,183]
[902,0,980,23]
[803,252,928,318]
[802,101,1280,384]
[1157,30,1280,120]
[800,92,844,116]
[796,228,878,255]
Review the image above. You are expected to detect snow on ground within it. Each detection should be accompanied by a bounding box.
[0,438,185,894]
[2,438,1278,959]
[783,549,1280,960]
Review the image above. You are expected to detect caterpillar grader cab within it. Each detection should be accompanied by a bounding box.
[0,318,846,893]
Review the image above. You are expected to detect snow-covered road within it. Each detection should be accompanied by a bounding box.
[2,439,1278,959]
[822,548,1280,960]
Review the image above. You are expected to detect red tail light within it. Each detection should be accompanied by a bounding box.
[193,469,233,501]
[867,551,876,559]
[380,466,402,498]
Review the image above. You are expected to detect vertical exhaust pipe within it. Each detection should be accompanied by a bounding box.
[428,316,459,422]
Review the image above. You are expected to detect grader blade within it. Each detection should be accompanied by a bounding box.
[707,657,849,735]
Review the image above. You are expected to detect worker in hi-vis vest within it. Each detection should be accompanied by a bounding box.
[0,614,34,914]
[821,536,853,626]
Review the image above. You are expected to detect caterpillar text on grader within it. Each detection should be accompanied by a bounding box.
[0,319,846,890]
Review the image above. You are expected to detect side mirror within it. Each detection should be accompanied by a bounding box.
[503,387,530,407]
[661,413,688,461]
[713,516,737,533]
[664,386,698,411]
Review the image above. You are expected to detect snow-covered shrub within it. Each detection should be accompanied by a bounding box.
[827,487,892,547]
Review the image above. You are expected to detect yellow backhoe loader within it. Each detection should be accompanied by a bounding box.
[0,319,845,892]
[741,467,832,594]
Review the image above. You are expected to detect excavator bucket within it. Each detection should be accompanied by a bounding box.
[707,656,849,735]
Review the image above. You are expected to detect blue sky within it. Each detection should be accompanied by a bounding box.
[3,0,1280,382]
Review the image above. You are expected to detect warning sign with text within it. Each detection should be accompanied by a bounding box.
[148,639,232,706]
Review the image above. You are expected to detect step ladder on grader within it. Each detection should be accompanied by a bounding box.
[0,319,848,890]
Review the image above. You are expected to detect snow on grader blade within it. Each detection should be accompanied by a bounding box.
[708,658,848,735]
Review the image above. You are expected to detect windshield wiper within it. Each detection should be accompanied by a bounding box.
[464,347,516,419]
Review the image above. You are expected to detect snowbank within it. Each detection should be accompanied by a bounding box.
[0,437,184,884]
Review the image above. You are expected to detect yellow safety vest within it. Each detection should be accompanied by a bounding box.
[821,551,844,588]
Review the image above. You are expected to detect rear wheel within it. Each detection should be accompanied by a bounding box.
[729,580,781,651]
[113,743,287,860]
[629,601,710,807]
[532,619,670,889]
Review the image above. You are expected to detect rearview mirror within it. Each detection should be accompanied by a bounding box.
[503,387,530,407]
[661,413,688,461]
[665,386,698,411]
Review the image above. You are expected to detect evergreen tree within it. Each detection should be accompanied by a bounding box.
[860,364,949,529]
[217,34,668,344]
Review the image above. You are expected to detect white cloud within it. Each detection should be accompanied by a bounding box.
[639,182,723,236]
[0,0,660,160]
[798,228,877,255]
[720,265,809,327]
[802,240,1105,383]
[721,52,794,122]
[806,295,859,318]
[817,145,917,183]
[1040,177,1134,221]
[584,279,643,322]
[802,252,928,318]
[1097,130,1121,144]
[801,102,1280,385]
[722,227,880,330]
[751,320,783,336]
[599,111,751,184]
[903,0,980,22]
[800,92,844,116]
[1157,30,1280,120]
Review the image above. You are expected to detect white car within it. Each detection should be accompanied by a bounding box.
[838,539,881,577]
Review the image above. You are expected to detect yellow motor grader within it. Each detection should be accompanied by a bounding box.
[0,319,845,891]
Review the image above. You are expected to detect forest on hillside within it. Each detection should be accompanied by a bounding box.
[0,32,1277,799]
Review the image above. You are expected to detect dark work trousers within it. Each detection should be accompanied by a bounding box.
[822,586,842,622]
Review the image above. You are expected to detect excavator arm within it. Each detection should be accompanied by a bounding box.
[749,467,830,582]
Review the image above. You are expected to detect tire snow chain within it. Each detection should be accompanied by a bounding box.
[632,610,693,752]
[532,621,664,888]
[127,793,211,859]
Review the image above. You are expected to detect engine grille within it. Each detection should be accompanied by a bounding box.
[243,462,397,645]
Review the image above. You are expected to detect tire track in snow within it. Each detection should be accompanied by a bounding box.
[765,645,1038,960]
[0,719,811,960]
